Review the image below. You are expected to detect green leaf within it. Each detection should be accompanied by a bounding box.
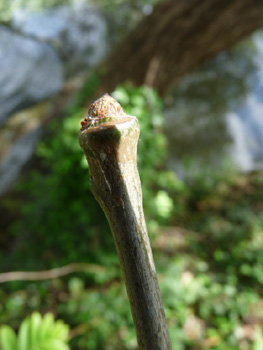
[39,313,55,342]
[253,326,263,350]
[39,339,70,350]
[51,321,69,341]
[17,318,29,350]
[13,312,70,350]
[29,312,42,350]
[0,325,17,350]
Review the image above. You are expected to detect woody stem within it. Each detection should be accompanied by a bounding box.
[79,94,171,350]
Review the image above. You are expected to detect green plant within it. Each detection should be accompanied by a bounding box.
[4,83,179,272]
[3,77,263,350]
[0,312,70,350]
[112,84,185,226]
[253,326,263,350]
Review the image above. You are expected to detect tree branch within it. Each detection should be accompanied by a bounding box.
[99,0,263,95]
[79,94,171,350]
[0,263,106,283]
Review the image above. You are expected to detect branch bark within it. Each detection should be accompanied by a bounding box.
[99,0,263,96]
[79,94,171,350]
[0,263,105,283]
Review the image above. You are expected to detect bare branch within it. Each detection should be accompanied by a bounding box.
[0,263,106,283]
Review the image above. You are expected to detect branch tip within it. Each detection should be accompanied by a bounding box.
[80,93,127,130]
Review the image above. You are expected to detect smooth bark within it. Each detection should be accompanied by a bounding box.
[79,94,172,350]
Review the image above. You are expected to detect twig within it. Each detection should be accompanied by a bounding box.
[79,94,172,350]
[0,263,105,283]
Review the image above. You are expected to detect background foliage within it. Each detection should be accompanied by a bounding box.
[0,1,263,348]
[1,81,263,349]
[0,312,69,350]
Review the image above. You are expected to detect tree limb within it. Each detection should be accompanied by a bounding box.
[0,263,106,283]
[99,0,263,95]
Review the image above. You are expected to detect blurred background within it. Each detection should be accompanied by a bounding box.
[0,0,263,349]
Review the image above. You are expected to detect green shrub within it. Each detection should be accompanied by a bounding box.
[5,84,180,271]
[254,326,263,350]
[0,312,70,350]
[3,80,263,350]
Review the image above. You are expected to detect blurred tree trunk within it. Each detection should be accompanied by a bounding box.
[99,0,263,96]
